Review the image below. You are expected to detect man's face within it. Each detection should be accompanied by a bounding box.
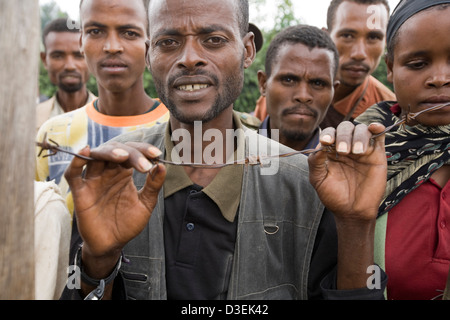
[329,1,388,88]
[41,31,90,93]
[147,0,255,124]
[80,0,148,93]
[387,7,450,126]
[259,43,337,143]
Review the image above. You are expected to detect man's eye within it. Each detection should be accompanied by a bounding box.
[156,39,178,47]
[124,31,139,39]
[281,76,295,84]
[311,80,326,88]
[87,29,102,36]
[205,36,227,46]
[207,37,225,44]
[368,35,382,41]
[340,33,354,40]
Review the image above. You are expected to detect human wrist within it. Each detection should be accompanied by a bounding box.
[334,217,376,290]
[78,244,123,281]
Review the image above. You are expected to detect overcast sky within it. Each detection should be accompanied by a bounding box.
[40,0,401,30]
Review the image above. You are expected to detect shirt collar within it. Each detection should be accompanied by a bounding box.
[304,128,321,150]
[259,116,321,151]
[163,112,245,222]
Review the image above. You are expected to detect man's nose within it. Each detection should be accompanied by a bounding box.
[294,82,313,104]
[177,38,207,70]
[64,55,76,71]
[103,33,124,54]
[350,39,368,61]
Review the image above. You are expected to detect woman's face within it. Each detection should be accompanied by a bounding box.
[387,6,450,126]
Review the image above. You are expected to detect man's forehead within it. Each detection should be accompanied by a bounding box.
[81,0,147,21]
[45,31,80,46]
[276,44,335,70]
[148,0,238,26]
[334,2,388,30]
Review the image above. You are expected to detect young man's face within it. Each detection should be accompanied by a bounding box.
[80,0,148,93]
[147,0,255,124]
[387,7,450,126]
[329,1,388,89]
[259,43,337,144]
[41,31,90,93]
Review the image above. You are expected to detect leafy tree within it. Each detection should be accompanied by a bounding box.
[372,57,394,92]
[40,0,67,31]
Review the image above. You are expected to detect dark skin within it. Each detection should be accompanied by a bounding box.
[258,43,339,151]
[327,2,388,103]
[65,0,388,299]
[79,0,156,116]
[41,31,90,112]
[386,7,450,189]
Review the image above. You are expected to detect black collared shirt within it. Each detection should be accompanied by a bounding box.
[164,185,238,299]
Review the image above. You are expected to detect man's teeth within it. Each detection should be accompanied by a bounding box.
[178,84,209,91]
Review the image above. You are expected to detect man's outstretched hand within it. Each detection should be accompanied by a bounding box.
[64,141,166,281]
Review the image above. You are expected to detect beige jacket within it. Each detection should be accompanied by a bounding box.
[36,91,96,133]
[34,181,71,300]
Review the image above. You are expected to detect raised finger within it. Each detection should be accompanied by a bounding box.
[351,123,370,155]
[368,122,387,151]
[335,121,355,155]
[89,141,161,173]
[320,127,336,146]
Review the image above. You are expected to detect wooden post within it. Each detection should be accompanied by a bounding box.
[0,0,40,299]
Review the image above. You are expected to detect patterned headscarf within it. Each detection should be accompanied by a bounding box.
[356,102,450,217]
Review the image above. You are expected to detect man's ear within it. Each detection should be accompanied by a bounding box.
[386,56,394,84]
[79,34,84,55]
[257,70,267,96]
[243,32,256,69]
[333,79,340,91]
[145,39,151,69]
[40,51,47,68]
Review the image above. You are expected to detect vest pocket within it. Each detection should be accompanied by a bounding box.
[120,256,163,300]
[121,271,148,282]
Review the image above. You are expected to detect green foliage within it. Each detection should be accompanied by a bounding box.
[40,0,68,31]
[372,58,394,92]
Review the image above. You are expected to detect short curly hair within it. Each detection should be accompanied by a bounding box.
[42,18,80,49]
[264,25,339,79]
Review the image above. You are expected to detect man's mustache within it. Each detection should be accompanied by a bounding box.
[281,104,318,118]
[340,61,370,72]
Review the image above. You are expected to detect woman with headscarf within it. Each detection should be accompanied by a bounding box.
[356,0,450,300]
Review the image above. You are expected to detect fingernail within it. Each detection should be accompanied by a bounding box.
[148,146,162,157]
[353,142,364,154]
[321,135,332,144]
[112,148,129,157]
[337,142,348,153]
[138,157,152,172]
